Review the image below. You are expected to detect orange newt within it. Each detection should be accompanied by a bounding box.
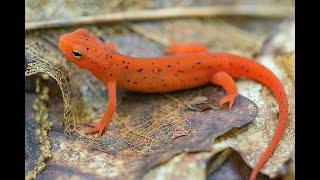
[58,29,288,180]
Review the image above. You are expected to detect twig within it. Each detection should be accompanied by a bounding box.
[26,5,293,31]
[129,24,170,46]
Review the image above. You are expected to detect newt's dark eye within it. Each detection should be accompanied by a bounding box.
[72,50,82,59]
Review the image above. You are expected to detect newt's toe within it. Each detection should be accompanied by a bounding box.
[219,95,236,109]
[85,124,105,136]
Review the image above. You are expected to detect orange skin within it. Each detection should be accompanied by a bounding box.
[59,29,288,180]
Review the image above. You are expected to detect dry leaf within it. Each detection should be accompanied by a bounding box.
[25,24,260,179]
[25,77,258,179]
[26,1,294,179]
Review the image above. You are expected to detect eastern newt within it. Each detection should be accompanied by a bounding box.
[58,28,288,180]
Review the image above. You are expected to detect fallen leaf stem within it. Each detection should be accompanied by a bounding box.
[26,5,292,31]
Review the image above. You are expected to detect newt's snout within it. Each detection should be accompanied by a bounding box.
[58,34,68,51]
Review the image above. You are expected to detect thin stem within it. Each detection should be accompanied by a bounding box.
[26,5,293,31]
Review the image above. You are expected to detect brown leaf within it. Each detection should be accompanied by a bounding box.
[25,22,259,179]
[35,86,258,179]
[25,2,294,178]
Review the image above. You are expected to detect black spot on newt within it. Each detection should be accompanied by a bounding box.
[137,69,143,72]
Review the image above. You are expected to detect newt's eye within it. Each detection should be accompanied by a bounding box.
[72,50,82,59]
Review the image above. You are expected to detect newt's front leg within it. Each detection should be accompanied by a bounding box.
[86,81,117,136]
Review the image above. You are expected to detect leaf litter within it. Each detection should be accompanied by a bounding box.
[25,0,294,179]
[25,26,259,179]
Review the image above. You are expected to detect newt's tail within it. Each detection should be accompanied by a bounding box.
[249,83,287,180]
[222,53,288,180]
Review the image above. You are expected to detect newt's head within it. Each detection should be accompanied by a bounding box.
[58,28,115,70]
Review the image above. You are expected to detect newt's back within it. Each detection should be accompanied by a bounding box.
[115,53,219,93]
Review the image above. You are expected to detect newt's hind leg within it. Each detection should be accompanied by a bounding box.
[163,42,209,55]
[211,72,238,109]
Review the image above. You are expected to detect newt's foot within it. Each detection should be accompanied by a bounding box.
[219,95,237,109]
[85,122,106,136]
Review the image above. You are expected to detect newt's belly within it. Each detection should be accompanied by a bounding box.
[117,68,212,93]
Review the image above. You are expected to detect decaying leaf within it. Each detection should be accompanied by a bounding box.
[25,77,53,180]
[28,85,258,179]
[26,0,294,179]
[25,45,77,135]
[25,22,261,179]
